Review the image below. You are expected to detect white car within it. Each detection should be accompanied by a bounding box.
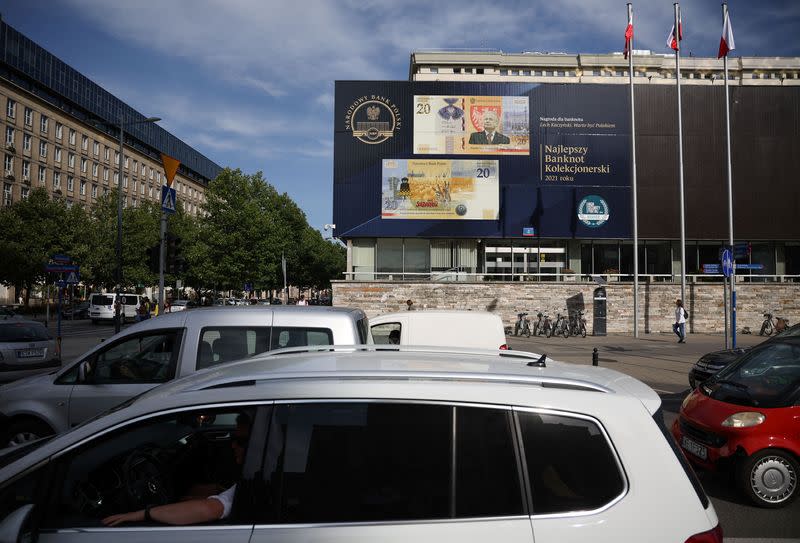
[370,310,508,350]
[167,300,195,312]
[0,346,721,542]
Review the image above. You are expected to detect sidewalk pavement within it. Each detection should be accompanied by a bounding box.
[506,331,768,395]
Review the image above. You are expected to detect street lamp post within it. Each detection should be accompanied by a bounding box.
[114,116,161,333]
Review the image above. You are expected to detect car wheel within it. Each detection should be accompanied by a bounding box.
[738,449,799,508]
[4,418,54,448]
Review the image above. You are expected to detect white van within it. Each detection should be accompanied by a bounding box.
[370,310,508,350]
[89,293,142,323]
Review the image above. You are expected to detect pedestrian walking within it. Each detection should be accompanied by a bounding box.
[406,299,415,311]
[296,295,308,306]
[673,299,687,343]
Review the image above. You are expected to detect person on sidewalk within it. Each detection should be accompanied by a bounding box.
[673,299,687,343]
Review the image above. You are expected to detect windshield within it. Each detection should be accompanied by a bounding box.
[774,324,800,339]
[704,341,800,408]
[0,322,51,342]
[91,295,114,306]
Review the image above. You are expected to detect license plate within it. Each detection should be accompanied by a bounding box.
[681,436,708,460]
[17,348,45,359]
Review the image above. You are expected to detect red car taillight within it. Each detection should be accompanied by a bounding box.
[685,525,722,543]
[499,344,508,350]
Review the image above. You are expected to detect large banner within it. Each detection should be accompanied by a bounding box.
[414,95,529,155]
[381,159,499,220]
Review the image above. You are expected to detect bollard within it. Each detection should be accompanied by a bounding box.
[592,348,599,366]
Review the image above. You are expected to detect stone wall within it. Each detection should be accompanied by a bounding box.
[332,281,800,334]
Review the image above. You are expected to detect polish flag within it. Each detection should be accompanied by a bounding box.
[666,20,683,51]
[623,13,634,60]
[717,11,735,58]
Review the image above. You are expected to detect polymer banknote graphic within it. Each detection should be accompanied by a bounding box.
[382,159,499,220]
[414,95,530,155]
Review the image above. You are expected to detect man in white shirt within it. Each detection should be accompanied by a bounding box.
[296,295,308,306]
[102,413,250,526]
[673,299,687,343]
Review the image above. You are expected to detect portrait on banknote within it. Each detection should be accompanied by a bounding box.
[414,95,529,155]
[382,159,499,220]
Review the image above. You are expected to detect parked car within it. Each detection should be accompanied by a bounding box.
[0,306,370,447]
[370,310,508,350]
[673,336,800,508]
[61,301,90,320]
[89,293,142,324]
[0,347,721,542]
[0,320,61,383]
[168,299,196,312]
[0,307,22,321]
[688,323,800,388]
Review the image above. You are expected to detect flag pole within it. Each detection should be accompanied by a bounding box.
[722,2,736,348]
[674,2,687,305]
[627,3,639,338]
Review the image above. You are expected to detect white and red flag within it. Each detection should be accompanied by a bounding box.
[666,19,683,51]
[717,10,735,58]
[623,12,634,59]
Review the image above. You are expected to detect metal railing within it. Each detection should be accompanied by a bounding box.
[342,271,800,283]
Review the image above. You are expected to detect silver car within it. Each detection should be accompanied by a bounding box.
[0,347,720,543]
[0,306,370,447]
[0,320,61,383]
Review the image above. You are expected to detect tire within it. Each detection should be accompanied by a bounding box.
[580,322,587,338]
[765,322,774,336]
[562,324,569,338]
[545,323,552,338]
[738,449,799,508]
[4,418,54,448]
[514,323,520,337]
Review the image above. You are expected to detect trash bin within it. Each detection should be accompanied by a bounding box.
[593,287,607,336]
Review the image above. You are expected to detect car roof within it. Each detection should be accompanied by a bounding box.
[372,310,500,320]
[0,319,45,327]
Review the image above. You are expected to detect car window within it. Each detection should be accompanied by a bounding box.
[356,317,370,344]
[0,463,47,520]
[122,295,139,306]
[198,327,271,370]
[517,410,625,515]
[270,327,333,350]
[91,295,113,306]
[260,402,524,524]
[91,331,181,384]
[0,322,51,342]
[41,407,257,529]
[371,322,401,345]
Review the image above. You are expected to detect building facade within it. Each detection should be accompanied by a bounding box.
[0,17,221,214]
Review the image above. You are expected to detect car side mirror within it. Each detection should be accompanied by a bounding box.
[78,360,95,384]
[0,504,35,543]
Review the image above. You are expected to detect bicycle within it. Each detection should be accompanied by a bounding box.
[568,310,587,338]
[532,312,544,336]
[540,312,553,338]
[553,311,570,338]
[760,312,789,336]
[514,312,532,337]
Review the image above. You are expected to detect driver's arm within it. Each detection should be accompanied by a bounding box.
[102,497,224,526]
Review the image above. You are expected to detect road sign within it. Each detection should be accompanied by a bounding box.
[64,271,80,284]
[161,154,181,188]
[733,242,751,260]
[522,227,536,237]
[161,185,177,214]
[44,264,79,273]
[50,254,72,264]
[721,249,733,278]
[736,263,764,270]
[702,264,721,274]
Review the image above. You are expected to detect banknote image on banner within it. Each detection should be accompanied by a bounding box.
[382,159,499,220]
[414,96,529,155]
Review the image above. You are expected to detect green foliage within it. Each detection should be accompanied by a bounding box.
[0,169,345,300]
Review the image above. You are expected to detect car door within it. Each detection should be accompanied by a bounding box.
[66,329,183,428]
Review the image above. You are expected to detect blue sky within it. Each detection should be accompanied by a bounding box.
[3,0,798,232]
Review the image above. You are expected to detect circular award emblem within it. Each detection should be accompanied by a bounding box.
[577,195,610,228]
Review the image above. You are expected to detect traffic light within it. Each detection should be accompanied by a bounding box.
[165,234,184,275]
[146,244,159,274]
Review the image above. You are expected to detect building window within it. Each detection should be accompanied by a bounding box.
[149,169,154,180]
[476,68,484,74]
[104,146,110,161]
[103,187,108,196]
[113,172,119,185]
[114,151,120,163]
[55,122,62,140]
[3,183,12,206]
[39,141,47,159]
[68,152,75,168]
[454,67,461,73]
[68,129,76,145]
[132,160,137,174]
[67,175,74,192]
[500,69,508,75]
[93,141,99,155]
[141,163,146,175]
[157,172,161,183]
[148,186,153,198]
[103,167,109,182]
[4,154,13,175]
[40,115,48,134]
[5,126,13,146]
[140,183,144,195]
[53,171,61,189]
[54,147,62,163]
[22,160,30,180]
[133,180,137,192]
[23,134,32,153]
[38,166,46,185]
[24,107,33,127]
[6,99,16,119]
[92,163,98,177]
[91,184,97,199]
[21,187,29,200]
[123,176,128,189]
[522,69,531,76]
[79,179,86,195]
[124,156,129,169]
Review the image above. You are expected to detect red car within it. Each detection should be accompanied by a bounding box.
[672,337,800,508]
